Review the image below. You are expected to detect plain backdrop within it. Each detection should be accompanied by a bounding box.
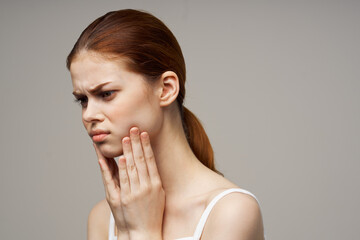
[1,0,359,239]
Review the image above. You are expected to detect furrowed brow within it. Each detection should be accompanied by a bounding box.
[72,81,111,96]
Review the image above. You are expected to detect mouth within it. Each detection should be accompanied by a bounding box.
[92,133,109,142]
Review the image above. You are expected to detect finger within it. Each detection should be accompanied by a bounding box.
[93,143,119,195]
[118,155,130,195]
[108,157,120,187]
[97,158,111,199]
[93,143,112,191]
[140,132,162,186]
[130,127,150,187]
[122,136,140,192]
[99,150,120,182]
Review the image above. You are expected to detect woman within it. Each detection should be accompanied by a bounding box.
[67,9,265,240]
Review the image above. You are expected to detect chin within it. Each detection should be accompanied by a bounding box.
[97,142,123,158]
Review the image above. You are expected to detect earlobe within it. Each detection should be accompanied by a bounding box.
[159,71,179,107]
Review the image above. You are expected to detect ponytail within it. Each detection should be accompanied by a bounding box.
[181,105,224,177]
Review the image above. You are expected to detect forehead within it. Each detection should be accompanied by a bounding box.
[71,52,122,85]
[70,51,147,92]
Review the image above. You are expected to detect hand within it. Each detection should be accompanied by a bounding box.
[93,144,130,240]
[94,127,165,240]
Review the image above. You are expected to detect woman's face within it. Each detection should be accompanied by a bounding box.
[70,52,162,158]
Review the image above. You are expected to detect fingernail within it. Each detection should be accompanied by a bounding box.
[141,132,148,139]
[123,137,130,144]
[131,127,139,135]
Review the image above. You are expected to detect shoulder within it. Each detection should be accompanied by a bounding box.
[201,190,265,240]
[87,198,110,240]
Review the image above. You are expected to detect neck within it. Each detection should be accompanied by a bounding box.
[149,108,207,201]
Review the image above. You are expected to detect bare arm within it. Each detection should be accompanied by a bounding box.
[87,199,109,240]
[201,193,265,240]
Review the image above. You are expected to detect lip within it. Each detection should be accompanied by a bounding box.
[92,133,109,142]
[90,129,110,137]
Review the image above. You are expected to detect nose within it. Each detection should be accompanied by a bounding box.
[82,100,104,123]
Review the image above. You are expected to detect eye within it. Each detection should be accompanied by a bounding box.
[74,97,88,108]
[74,91,115,107]
[100,91,115,99]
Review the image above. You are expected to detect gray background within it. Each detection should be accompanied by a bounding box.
[1,0,359,239]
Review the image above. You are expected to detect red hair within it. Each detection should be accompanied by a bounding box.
[66,9,223,176]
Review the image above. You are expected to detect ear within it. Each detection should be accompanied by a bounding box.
[157,71,180,107]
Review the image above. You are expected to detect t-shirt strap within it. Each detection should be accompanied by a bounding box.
[192,188,261,240]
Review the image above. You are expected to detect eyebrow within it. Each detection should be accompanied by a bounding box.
[72,81,111,96]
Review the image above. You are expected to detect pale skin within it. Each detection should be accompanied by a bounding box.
[70,50,265,240]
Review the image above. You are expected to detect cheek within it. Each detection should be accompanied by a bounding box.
[136,104,162,135]
[100,101,161,158]
[111,94,161,137]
